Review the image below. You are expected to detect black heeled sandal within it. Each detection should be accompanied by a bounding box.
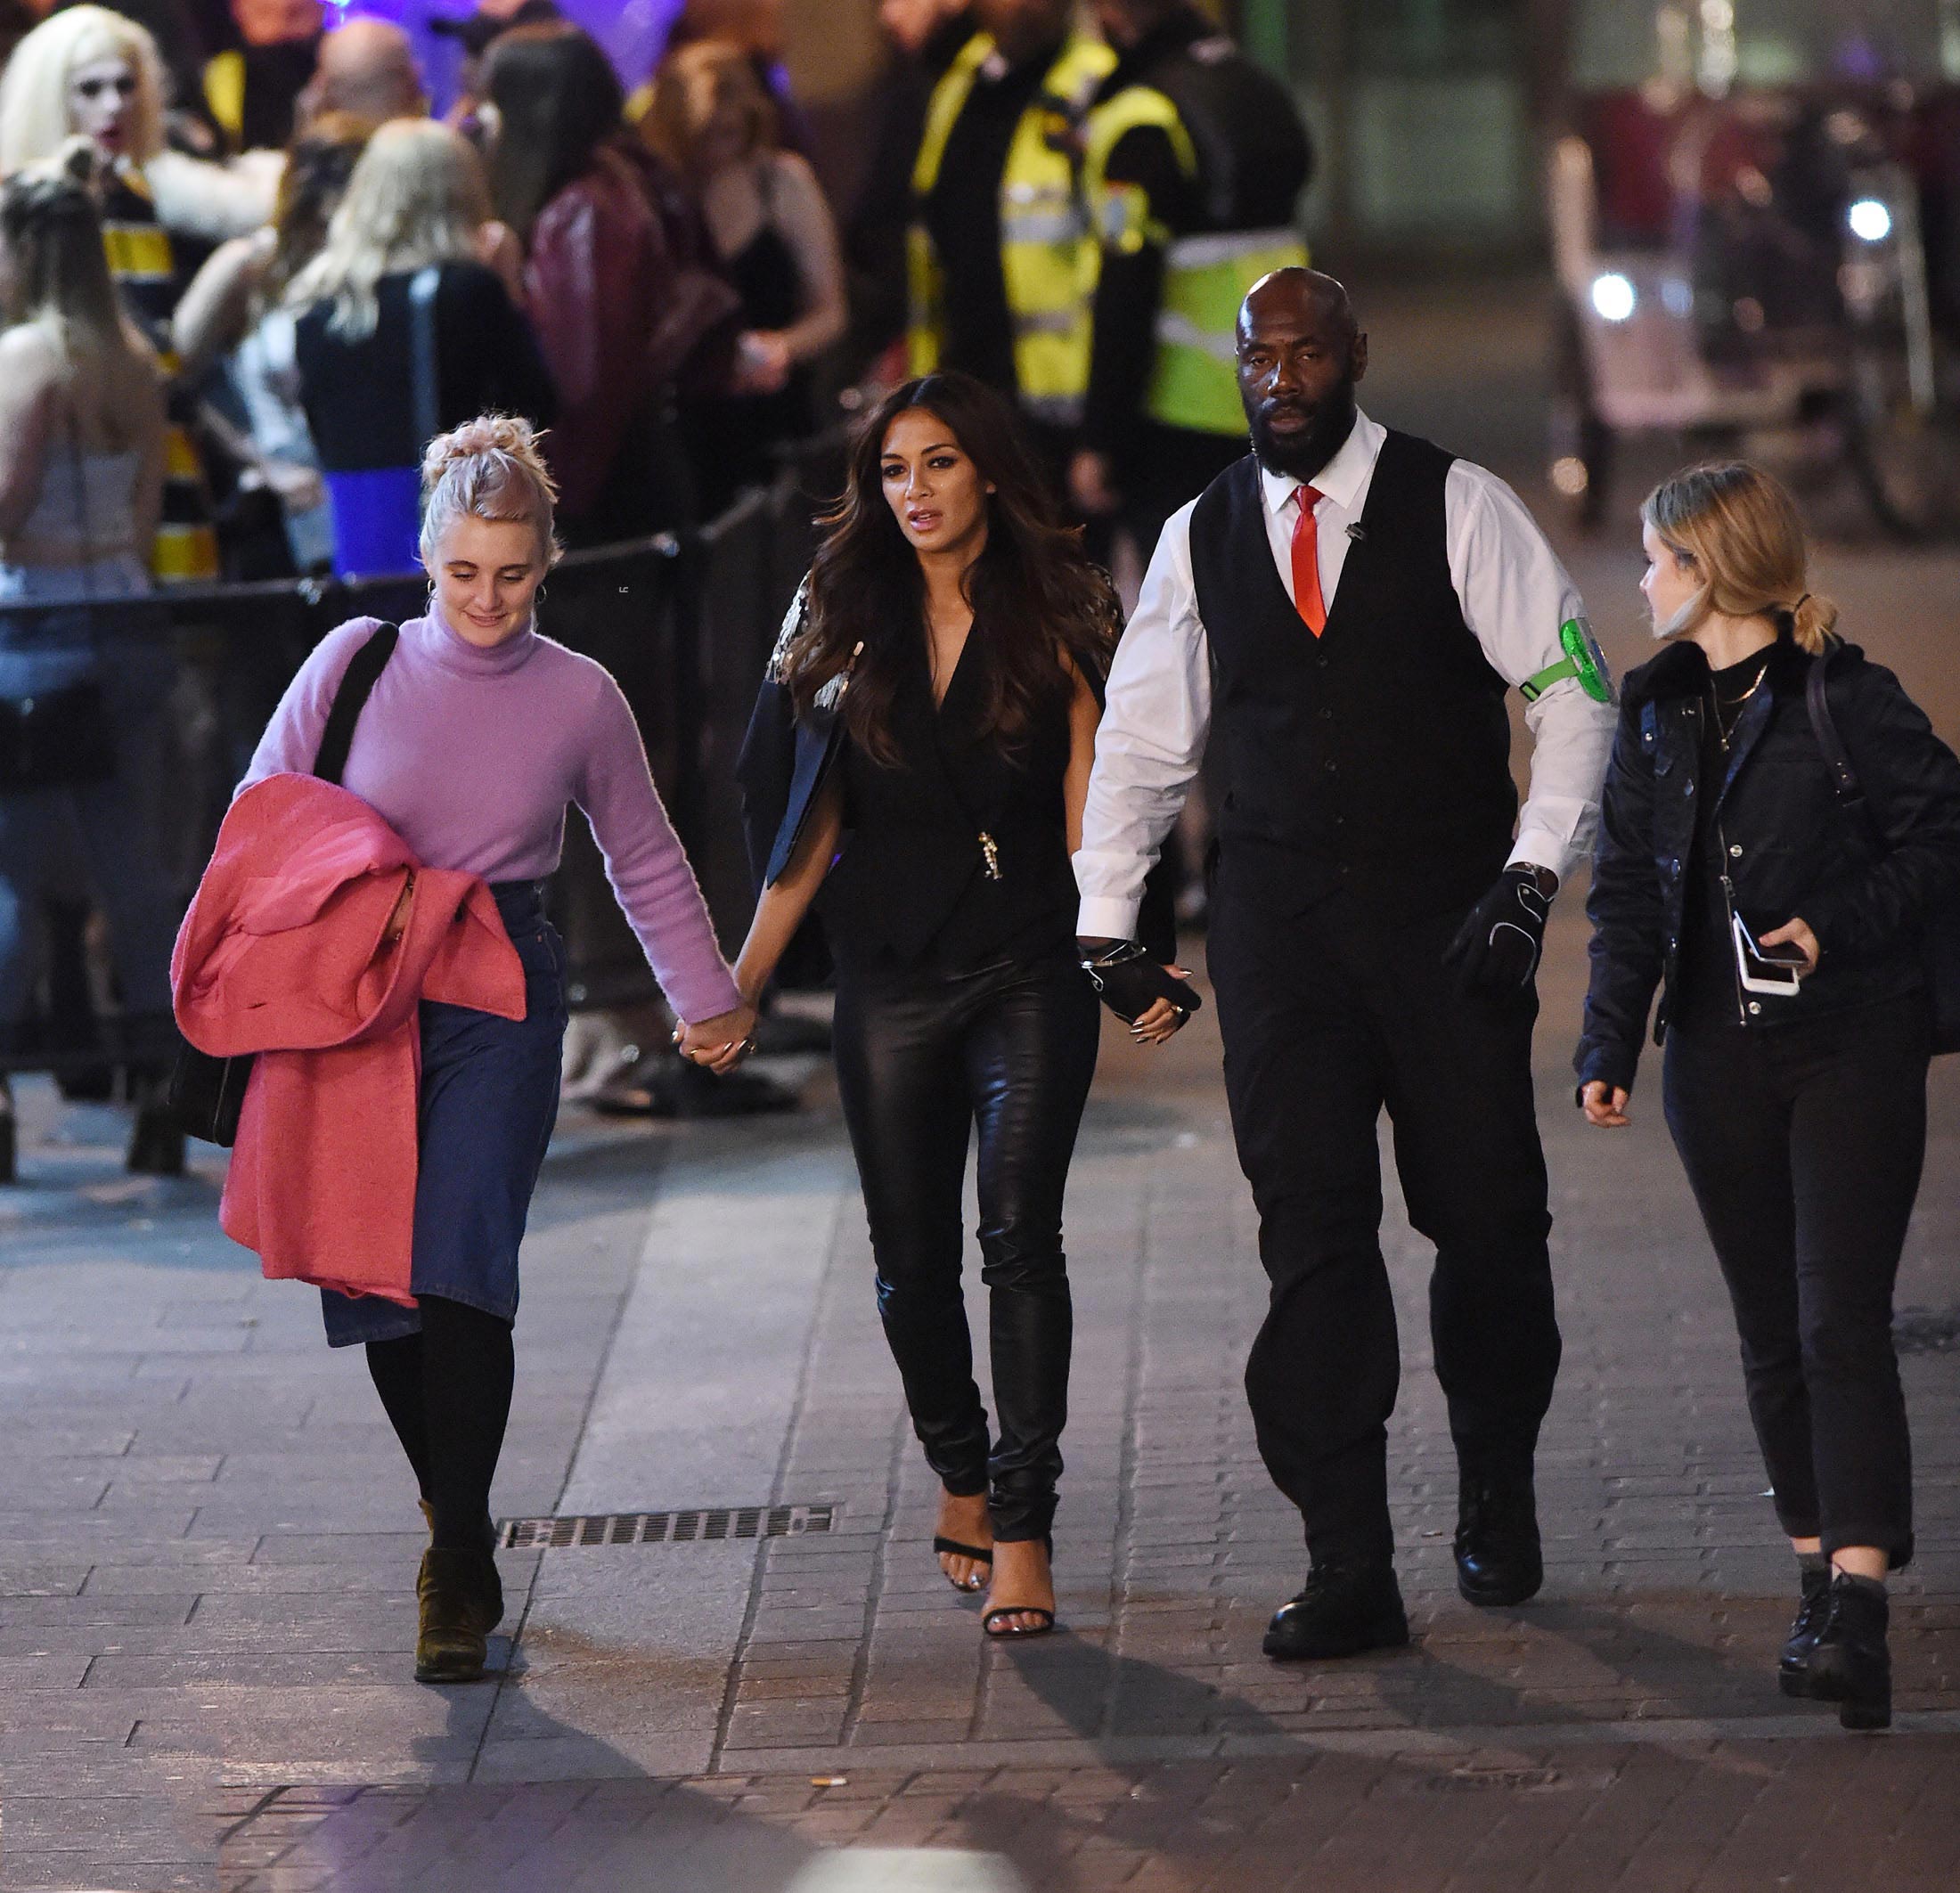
[983,1535,1058,1638]
[933,1535,992,1591]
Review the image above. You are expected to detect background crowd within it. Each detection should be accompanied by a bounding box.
[0,0,1313,1176]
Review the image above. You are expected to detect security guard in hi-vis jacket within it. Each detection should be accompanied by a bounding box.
[1074,268,1618,1661]
[1070,0,1312,556]
[907,0,1114,481]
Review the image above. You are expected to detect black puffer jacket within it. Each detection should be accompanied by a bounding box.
[1575,633,1960,1095]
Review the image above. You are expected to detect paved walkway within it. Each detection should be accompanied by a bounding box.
[4,279,1960,1889]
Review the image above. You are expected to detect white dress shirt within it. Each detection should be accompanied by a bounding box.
[1074,410,1619,941]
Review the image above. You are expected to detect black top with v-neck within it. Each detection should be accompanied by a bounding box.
[818,626,1078,975]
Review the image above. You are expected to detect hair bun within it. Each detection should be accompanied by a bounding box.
[421,412,544,488]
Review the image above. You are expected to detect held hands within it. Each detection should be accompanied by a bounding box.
[673,1002,760,1076]
[1078,939,1201,1043]
[1444,865,1554,995]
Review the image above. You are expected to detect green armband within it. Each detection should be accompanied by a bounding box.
[1521,617,1615,705]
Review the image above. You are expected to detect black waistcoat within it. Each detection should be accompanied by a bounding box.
[1188,431,1517,919]
[819,634,1077,974]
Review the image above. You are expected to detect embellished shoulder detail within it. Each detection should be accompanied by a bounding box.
[765,576,812,682]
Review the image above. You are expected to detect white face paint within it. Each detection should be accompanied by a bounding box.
[67,57,140,158]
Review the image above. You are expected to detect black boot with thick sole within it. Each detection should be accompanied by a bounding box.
[1777,1565,1833,1698]
[1801,1573,1891,1730]
[1263,1562,1409,1661]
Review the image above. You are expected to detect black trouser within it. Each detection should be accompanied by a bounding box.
[1206,884,1560,1568]
[832,949,1100,1542]
[1662,993,1929,1568]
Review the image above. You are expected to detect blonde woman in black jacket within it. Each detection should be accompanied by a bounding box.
[1578,462,1960,1729]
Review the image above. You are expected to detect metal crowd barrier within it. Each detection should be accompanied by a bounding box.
[1,433,847,1067]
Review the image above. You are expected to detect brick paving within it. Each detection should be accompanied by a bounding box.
[4,279,1960,1889]
[207,1741,1960,1892]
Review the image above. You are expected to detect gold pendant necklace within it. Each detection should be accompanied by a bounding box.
[1712,661,1769,750]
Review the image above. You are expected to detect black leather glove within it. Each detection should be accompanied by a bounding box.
[1078,941,1203,1024]
[1443,867,1552,995]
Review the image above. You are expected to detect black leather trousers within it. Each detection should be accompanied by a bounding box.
[832,948,1100,1542]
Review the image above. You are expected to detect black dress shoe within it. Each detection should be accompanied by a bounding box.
[1777,1566,1833,1697]
[1454,1469,1543,1607]
[1262,1561,1409,1661]
[1801,1574,1891,1730]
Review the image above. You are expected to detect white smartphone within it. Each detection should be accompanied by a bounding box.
[1732,914,1805,994]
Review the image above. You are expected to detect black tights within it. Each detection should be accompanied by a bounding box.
[365,1295,515,1553]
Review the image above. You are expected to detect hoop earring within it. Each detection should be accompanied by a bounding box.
[535,584,548,603]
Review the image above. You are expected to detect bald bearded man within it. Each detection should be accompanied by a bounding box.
[1076,268,1617,1660]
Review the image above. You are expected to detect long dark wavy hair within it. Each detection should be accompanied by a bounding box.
[482,24,626,242]
[782,372,1120,767]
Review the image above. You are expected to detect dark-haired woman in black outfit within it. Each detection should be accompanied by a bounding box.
[735,371,1146,1639]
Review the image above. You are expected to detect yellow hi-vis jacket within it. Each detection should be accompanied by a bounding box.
[908,31,1116,426]
[1084,84,1308,436]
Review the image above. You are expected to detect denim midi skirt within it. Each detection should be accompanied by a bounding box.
[322,880,568,1346]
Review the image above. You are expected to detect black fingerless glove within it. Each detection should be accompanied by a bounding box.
[1443,867,1551,995]
[1078,941,1203,1024]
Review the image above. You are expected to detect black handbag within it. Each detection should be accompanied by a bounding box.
[1805,634,1960,1054]
[167,619,401,1144]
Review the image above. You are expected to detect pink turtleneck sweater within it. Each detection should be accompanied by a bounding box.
[241,609,742,1024]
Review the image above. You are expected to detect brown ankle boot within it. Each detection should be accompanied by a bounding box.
[414,1546,503,1684]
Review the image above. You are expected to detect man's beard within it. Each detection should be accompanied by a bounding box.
[1247,389,1357,485]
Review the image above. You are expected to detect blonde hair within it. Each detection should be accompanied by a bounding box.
[0,6,167,175]
[643,38,777,175]
[283,118,489,340]
[0,139,159,452]
[419,413,559,567]
[1642,461,1839,655]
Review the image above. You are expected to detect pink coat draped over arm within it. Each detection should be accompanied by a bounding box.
[172,773,527,1305]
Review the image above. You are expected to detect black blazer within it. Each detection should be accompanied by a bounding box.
[1575,634,1960,1094]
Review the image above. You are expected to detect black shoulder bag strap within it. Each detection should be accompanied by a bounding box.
[1803,633,1862,809]
[168,621,399,1145]
[314,620,399,784]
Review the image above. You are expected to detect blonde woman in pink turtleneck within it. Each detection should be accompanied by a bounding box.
[241,413,755,1684]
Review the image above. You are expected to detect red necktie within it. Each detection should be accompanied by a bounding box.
[1291,486,1327,636]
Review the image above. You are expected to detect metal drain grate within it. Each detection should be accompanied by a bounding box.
[1424,1767,1566,1793]
[1895,1306,1960,1355]
[497,1504,834,1550]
